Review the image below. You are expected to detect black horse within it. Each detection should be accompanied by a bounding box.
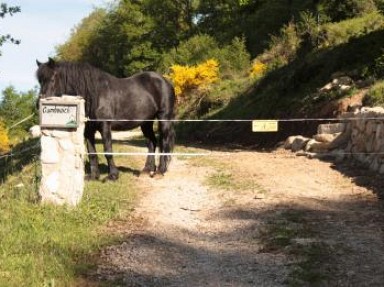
[36,58,176,180]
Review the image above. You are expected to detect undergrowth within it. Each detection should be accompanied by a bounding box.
[0,142,137,287]
[175,13,384,147]
[363,80,384,106]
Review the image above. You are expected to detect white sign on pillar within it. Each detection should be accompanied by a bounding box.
[39,96,85,206]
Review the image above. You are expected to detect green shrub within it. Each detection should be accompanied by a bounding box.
[374,52,384,77]
[166,59,220,97]
[320,12,384,47]
[218,37,251,76]
[258,21,301,69]
[321,0,378,22]
[363,80,384,106]
[161,34,250,77]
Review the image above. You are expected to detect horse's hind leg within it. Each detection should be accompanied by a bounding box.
[85,125,100,180]
[141,122,157,176]
[158,119,175,174]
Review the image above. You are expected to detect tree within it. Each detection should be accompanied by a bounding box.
[0,86,38,140]
[57,1,201,76]
[0,2,20,56]
[56,9,106,62]
[142,0,199,50]
[61,0,159,77]
[196,0,317,57]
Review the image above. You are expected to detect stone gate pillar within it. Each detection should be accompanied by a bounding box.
[39,96,85,206]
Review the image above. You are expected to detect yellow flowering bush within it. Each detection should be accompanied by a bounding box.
[250,60,267,79]
[0,120,10,154]
[167,59,220,97]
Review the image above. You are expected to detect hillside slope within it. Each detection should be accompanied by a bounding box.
[177,23,384,147]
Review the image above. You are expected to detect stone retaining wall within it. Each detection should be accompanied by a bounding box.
[285,107,384,174]
[345,107,384,173]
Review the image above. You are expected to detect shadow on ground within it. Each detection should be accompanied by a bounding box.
[83,195,384,287]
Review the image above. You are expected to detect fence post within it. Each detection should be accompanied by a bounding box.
[39,96,85,206]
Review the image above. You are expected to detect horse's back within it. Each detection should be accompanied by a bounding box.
[127,71,174,95]
[99,71,174,130]
[124,71,175,113]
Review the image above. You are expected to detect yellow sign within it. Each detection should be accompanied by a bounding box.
[252,120,279,132]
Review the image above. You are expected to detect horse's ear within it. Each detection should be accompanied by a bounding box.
[36,59,42,67]
[48,57,56,68]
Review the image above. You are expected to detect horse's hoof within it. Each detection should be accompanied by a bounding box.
[85,175,99,181]
[149,172,164,179]
[105,174,119,181]
[149,171,155,178]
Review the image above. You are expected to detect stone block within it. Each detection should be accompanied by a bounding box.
[366,121,377,135]
[305,139,330,153]
[52,130,71,139]
[285,135,309,150]
[29,125,41,138]
[41,137,60,164]
[314,133,340,143]
[291,136,310,152]
[59,138,75,152]
[317,123,346,134]
[370,158,380,172]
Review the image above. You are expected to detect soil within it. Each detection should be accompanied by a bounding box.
[86,147,384,287]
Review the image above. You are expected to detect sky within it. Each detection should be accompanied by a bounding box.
[0,0,113,93]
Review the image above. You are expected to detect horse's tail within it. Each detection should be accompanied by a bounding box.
[158,82,176,174]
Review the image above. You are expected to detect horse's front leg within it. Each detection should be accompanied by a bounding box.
[85,126,100,180]
[101,122,119,180]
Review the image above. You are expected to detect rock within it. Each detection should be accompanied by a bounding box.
[340,84,351,91]
[291,136,310,152]
[361,106,384,115]
[59,138,75,152]
[29,125,41,138]
[328,128,351,150]
[284,136,296,150]
[314,133,340,143]
[319,83,333,92]
[379,164,384,174]
[41,137,60,164]
[332,76,353,86]
[330,149,346,162]
[317,123,346,134]
[356,77,374,89]
[52,130,71,139]
[305,139,330,153]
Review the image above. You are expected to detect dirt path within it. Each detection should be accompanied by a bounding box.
[92,148,384,286]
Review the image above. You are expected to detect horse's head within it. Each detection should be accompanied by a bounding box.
[36,59,95,116]
[36,58,61,99]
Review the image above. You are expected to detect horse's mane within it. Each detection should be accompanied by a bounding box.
[55,62,113,117]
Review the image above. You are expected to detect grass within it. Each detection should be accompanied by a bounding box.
[193,153,332,286]
[363,80,384,107]
[259,209,333,286]
[0,141,137,287]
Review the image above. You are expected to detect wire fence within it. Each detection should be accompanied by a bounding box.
[0,141,41,182]
[2,113,384,184]
[0,114,40,187]
[84,116,384,123]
